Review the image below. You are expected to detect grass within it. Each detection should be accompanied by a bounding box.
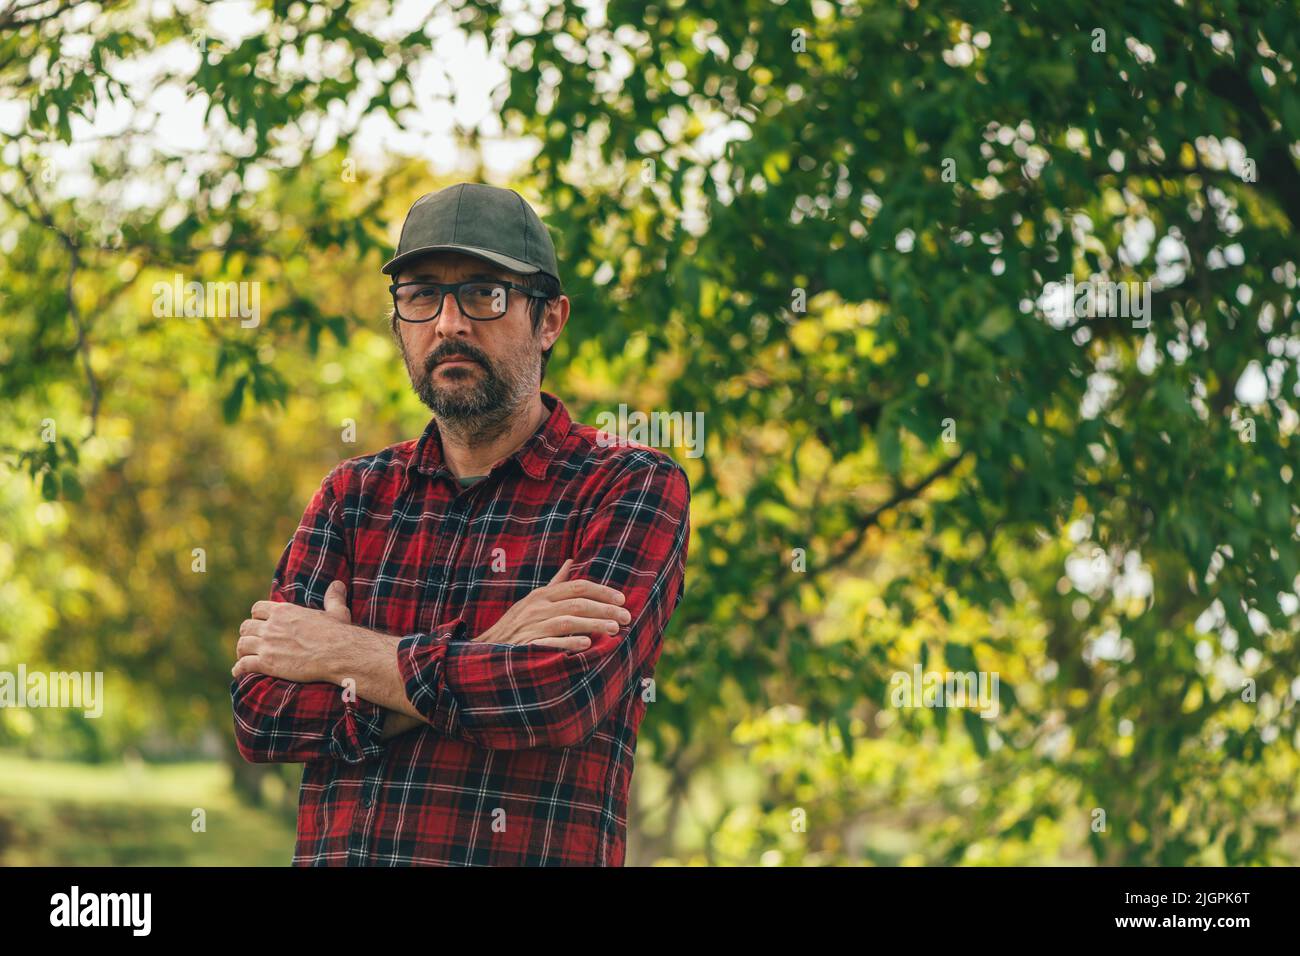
[0,752,297,866]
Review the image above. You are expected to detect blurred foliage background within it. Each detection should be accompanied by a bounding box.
[3,0,1300,865]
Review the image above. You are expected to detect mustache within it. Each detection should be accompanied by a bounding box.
[423,347,490,373]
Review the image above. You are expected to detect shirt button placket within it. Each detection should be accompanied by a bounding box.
[427,485,471,608]
[348,755,385,864]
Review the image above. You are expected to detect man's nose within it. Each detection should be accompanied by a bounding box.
[433,290,474,334]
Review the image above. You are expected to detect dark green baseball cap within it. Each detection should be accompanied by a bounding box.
[382,183,561,285]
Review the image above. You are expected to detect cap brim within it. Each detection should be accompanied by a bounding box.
[381,244,541,277]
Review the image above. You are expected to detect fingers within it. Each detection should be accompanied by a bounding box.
[235,634,261,659]
[545,577,626,607]
[528,635,592,652]
[550,597,631,627]
[323,579,351,623]
[471,565,627,648]
[250,601,276,620]
[538,615,620,637]
[548,559,573,585]
[239,619,265,637]
[231,655,262,679]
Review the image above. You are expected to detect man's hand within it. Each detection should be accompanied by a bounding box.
[232,580,361,684]
[472,559,630,652]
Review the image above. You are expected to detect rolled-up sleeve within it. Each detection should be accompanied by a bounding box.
[231,467,386,765]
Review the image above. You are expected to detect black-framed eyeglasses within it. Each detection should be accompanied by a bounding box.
[388,279,549,323]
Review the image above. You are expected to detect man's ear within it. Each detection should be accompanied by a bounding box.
[540,295,570,351]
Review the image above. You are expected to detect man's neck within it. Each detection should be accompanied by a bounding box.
[439,394,549,479]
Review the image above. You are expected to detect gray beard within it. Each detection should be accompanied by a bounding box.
[411,357,519,447]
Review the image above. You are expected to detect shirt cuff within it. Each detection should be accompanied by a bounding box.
[329,694,388,764]
[397,618,466,732]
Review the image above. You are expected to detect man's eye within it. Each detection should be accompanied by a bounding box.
[465,284,498,298]
[413,286,441,300]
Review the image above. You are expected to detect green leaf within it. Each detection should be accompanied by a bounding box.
[944,642,977,672]
[962,709,990,757]
[60,469,84,502]
[977,307,1013,340]
[222,376,248,423]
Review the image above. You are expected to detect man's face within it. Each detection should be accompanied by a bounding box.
[392,251,548,429]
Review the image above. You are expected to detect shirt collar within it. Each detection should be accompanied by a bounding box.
[407,391,570,483]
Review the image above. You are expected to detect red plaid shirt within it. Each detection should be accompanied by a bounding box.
[231,392,690,865]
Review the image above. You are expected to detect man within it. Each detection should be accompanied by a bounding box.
[230,182,691,866]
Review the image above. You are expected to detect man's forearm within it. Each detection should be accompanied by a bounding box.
[327,627,428,739]
[330,630,424,720]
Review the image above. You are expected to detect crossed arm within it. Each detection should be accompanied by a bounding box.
[230,454,690,763]
[231,563,628,740]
